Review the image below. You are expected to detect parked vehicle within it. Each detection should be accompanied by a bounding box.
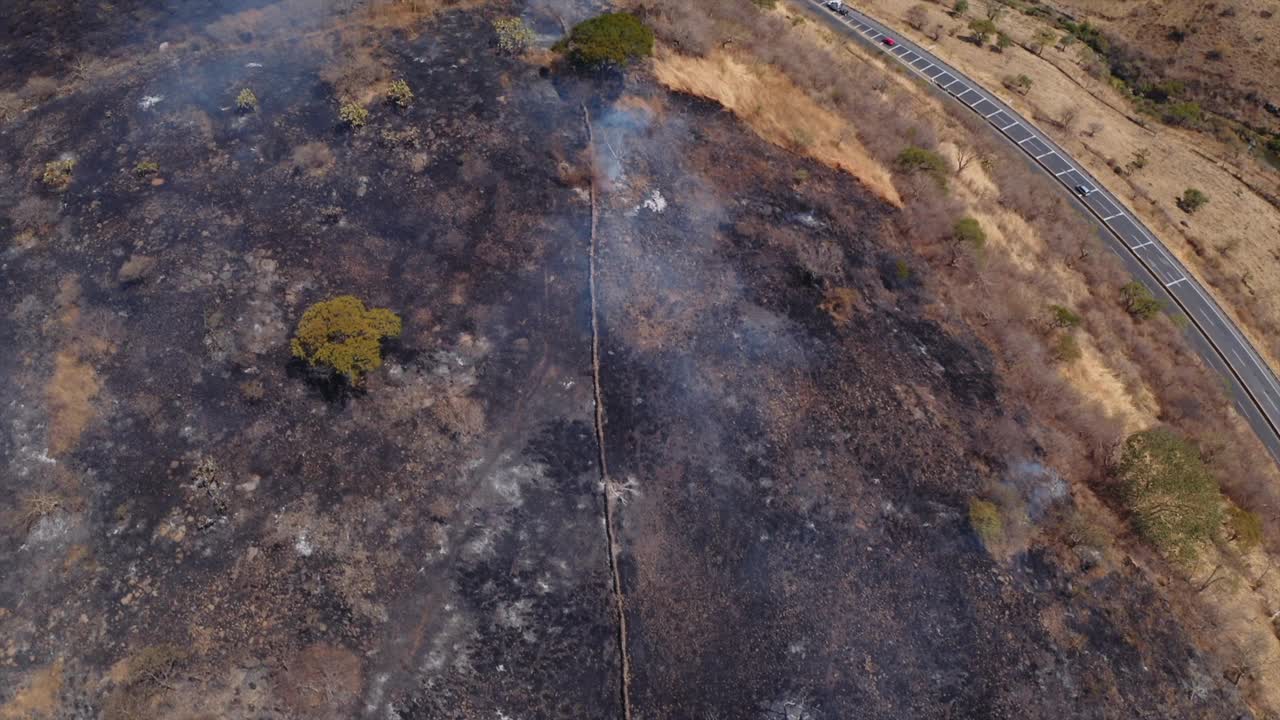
[826,0,848,14]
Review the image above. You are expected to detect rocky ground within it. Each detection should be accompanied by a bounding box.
[0,1,1256,718]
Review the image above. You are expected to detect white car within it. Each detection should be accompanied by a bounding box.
[1074,184,1094,196]
[826,0,848,14]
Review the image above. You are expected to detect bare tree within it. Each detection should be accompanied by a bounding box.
[1057,107,1078,132]
[984,1,1004,21]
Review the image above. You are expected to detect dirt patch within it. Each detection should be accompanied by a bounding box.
[0,659,63,719]
[45,352,101,456]
[277,644,364,719]
[653,47,903,207]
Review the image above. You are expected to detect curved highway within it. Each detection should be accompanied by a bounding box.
[798,0,1280,466]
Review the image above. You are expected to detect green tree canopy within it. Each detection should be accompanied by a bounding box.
[1117,428,1223,561]
[555,13,654,68]
[291,295,402,383]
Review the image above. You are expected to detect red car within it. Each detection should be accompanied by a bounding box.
[882,37,897,47]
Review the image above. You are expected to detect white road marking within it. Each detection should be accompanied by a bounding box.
[1016,135,1035,145]
[1054,168,1071,176]
[1166,277,1188,288]
[1131,240,1153,249]
[1033,149,1053,159]
[1000,119,1019,130]
[1102,213,1122,221]
[983,107,1001,118]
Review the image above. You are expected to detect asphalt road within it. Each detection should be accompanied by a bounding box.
[799,0,1280,466]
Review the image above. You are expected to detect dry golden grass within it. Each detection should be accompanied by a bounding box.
[46,352,101,456]
[847,0,1280,377]
[0,659,64,719]
[652,47,903,207]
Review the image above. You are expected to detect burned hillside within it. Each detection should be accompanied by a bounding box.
[0,1,1257,718]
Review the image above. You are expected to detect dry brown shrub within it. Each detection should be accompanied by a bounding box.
[46,352,101,456]
[291,141,336,176]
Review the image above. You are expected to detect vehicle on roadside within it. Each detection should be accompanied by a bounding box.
[826,0,848,14]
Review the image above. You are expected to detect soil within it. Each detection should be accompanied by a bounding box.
[0,1,1258,718]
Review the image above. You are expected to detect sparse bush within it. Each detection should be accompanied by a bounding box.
[493,16,535,54]
[1117,428,1223,562]
[953,0,969,16]
[968,18,997,45]
[1051,333,1082,363]
[41,158,75,191]
[554,12,654,68]
[969,498,1003,544]
[749,0,778,8]
[386,79,414,108]
[952,216,986,249]
[1049,304,1081,329]
[1119,280,1162,320]
[291,295,402,383]
[1177,187,1209,214]
[1030,28,1057,55]
[906,4,930,30]
[894,146,948,188]
[235,87,258,113]
[339,101,369,129]
[133,160,159,177]
[103,645,190,720]
[996,32,1012,51]
[1227,504,1263,550]
[1161,101,1202,127]
[1002,73,1032,95]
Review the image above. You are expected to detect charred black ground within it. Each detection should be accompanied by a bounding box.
[0,1,1255,718]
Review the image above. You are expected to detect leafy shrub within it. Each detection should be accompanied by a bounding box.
[968,18,997,44]
[554,12,654,68]
[386,79,414,108]
[996,32,1012,50]
[1119,281,1162,320]
[1161,101,1202,126]
[236,87,258,112]
[493,17,535,54]
[749,0,778,8]
[1177,187,1209,213]
[339,101,369,128]
[133,160,159,177]
[291,295,402,383]
[1048,304,1081,329]
[952,216,986,249]
[41,158,75,191]
[1227,504,1263,550]
[894,146,948,188]
[1002,74,1033,95]
[953,0,969,15]
[1051,333,1082,363]
[968,498,1003,545]
[1117,428,1222,561]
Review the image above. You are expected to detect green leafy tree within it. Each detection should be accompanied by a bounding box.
[386,79,414,108]
[1031,28,1057,55]
[1177,188,1209,213]
[1119,281,1162,320]
[1048,304,1082,329]
[42,158,76,191]
[554,13,654,68]
[1051,333,1082,363]
[969,498,1003,545]
[1117,428,1223,562]
[953,0,970,16]
[236,88,258,112]
[894,146,949,188]
[968,18,998,45]
[996,32,1013,50]
[339,101,369,128]
[1227,505,1263,550]
[952,216,986,249]
[291,296,403,383]
[493,16,535,54]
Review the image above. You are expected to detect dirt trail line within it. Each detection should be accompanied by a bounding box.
[582,103,634,720]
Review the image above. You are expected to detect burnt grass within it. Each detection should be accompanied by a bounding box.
[0,3,1254,719]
